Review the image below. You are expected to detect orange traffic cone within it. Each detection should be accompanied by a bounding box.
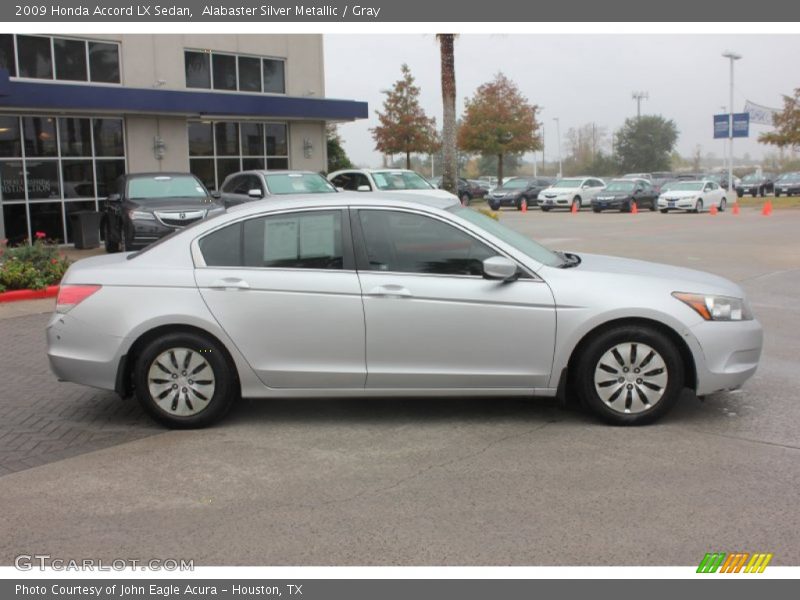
[732,202,740,215]
[631,202,638,214]
[709,204,718,215]
[570,201,578,214]
[521,198,528,213]
[762,200,773,216]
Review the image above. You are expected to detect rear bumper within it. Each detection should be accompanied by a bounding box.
[46,312,125,391]
[688,318,763,396]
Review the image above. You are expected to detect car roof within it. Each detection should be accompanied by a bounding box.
[224,192,459,217]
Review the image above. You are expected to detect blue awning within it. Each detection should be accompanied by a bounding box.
[0,69,367,121]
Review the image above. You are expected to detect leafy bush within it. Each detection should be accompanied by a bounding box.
[0,233,71,293]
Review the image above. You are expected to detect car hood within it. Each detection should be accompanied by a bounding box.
[126,197,223,211]
[541,187,580,195]
[659,190,700,199]
[571,252,743,297]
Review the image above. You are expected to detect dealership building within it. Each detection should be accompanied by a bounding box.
[0,34,367,244]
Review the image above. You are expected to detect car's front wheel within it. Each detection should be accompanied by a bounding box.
[719,198,727,212]
[134,332,238,428]
[575,325,684,425]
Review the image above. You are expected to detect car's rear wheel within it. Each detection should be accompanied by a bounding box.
[134,332,237,429]
[592,206,601,213]
[694,199,703,213]
[660,209,669,214]
[719,198,727,212]
[575,325,684,425]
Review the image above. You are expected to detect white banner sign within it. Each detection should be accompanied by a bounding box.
[744,100,779,126]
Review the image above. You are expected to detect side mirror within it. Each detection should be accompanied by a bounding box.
[107,193,121,203]
[248,188,263,199]
[210,190,221,199]
[482,256,519,282]
[357,185,371,192]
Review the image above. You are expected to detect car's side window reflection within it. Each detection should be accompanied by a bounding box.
[358,210,497,276]
[199,210,344,270]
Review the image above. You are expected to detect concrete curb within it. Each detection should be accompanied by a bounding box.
[0,285,59,304]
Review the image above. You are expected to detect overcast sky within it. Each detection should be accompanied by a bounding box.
[323,34,800,168]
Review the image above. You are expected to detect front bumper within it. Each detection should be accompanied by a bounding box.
[488,195,520,207]
[688,318,763,396]
[776,186,800,195]
[658,198,695,211]
[593,198,626,210]
[539,196,570,207]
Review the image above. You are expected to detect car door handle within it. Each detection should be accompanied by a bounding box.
[209,278,250,290]
[367,284,412,298]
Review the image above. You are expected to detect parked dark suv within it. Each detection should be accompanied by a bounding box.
[100,173,225,252]
[736,173,775,198]
[487,177,555,211]
[774,172,800,197]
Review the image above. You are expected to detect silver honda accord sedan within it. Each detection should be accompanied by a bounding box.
[46,194,762,428]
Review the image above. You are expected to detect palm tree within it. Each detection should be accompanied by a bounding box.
[437,34,457,197]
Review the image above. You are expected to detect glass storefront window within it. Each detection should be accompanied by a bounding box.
[238,56,262,92]
[263,59,286,94]
[184,50,285,95]
[0,116,126,244]
[212,54,237,91]
[6,35,120,84]
[188,122,214,156]
[240,123,264,156]
[184,51,210,89]
[23,117,58,157]
[214,122,239,156]
[0,116,22,158]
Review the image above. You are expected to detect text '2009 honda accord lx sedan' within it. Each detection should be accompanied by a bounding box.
[46,194,763,428]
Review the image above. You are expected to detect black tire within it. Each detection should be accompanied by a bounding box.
[540,206,551,212]
[572,196,582,211]
[516,196,529,211]
[489,203,500,211]
[775,191,781,198]
[460,193,471,207]
[103,220,121,253]
[621,199,632,213]
[694,199,703,214]
[134,331,238,429]
[719,198,727,212]
[649,199,657,211]
[575,325,685,425]
[737,190,743,198]
[660,209,669,214]
[592,206,601,213]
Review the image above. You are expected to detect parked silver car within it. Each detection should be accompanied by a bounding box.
[47,194,762,428]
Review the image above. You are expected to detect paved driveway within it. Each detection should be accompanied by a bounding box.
[0,208,798,565]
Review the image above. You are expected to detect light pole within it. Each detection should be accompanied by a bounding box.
[632,91,649,119]
[553,117,562,178]
[722,51,741,196]
[533,107,544,177]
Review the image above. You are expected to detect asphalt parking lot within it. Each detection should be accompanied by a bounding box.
[1,206,798,566]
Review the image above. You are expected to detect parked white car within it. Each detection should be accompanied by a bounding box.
[538,177,606,211]
[658,181,728,213]
[328,169,458,201]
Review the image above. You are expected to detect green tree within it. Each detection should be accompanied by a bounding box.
[614,115,679,173]
[371,64,438,170]
[437,34,458,196]
[457,73,540,183]
[326,125,353,173]
[760,88,800,150]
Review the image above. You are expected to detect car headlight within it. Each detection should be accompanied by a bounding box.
[128,210,155,220]
[673,292,753,321]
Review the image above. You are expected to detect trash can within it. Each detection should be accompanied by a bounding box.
[69,211,102,249]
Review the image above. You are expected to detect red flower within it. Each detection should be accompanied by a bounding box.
[35,231,46,240]
[51,259,58,264]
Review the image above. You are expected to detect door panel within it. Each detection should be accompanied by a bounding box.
[359,272,556,388]
[194,209,366,389]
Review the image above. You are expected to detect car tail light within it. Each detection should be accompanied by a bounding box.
[56,285,101,314]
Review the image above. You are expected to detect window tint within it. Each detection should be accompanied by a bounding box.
[212,54,237,91]
[358,210,496,276]
[199,211,344,270]
[331,172,370,191]
[0,34,16,77]
[17,35,53,79]
[88,42,120,83]
[263,59,285,94]
[54,38,87,81]
[185,51,210,88]
[221,175,243,194]
[238,56,262,92]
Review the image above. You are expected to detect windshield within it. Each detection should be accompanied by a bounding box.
[604,181,636,192]
[742,175,761,183]
[502,179,530,189]
[265,173,336,194]
[668,182,704,192]
[448,206,563,267]
[128,176,208,200]
[372,171,434,191]
[552,179,583,188]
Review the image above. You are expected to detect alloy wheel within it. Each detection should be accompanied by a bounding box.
[593,342,668,415]
[147,347,216,417]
